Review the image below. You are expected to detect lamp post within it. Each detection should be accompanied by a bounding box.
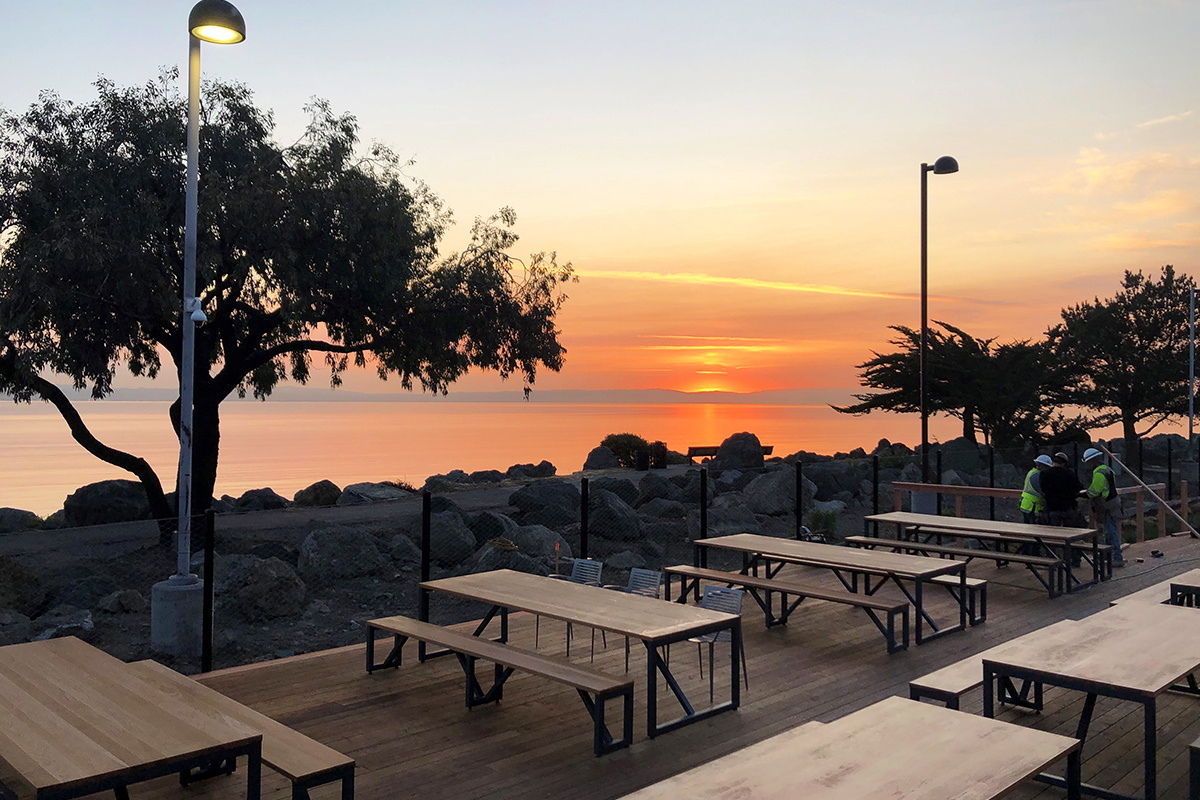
[151,0,245,657]
[919,155,958,484]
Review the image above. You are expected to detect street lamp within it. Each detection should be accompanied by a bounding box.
[919,155,958,485]
[152,0,245,657]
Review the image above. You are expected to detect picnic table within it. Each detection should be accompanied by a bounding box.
[862,511,1102,596]
[420,569,741,738]
[0,636,263,800]
[693,533,968,644]
[1170,571,1200,607]
[983,602,1200,800]
[617,695,1082,800]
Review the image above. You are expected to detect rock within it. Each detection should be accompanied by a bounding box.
[219,556,305,622]
[638,498,687,519]
[407,512,477,567]
[583,446,621,471]
[429,496,465,518]
[62,480,150,527]
[506,461,557,479]
[468,511,520,545]
[635,473,682,507]
[0,508,41,533]
[758,514,797,538]
[298,525,390,583]
[446,469,474,483]
[520,506,578,528]
[293,480,342,507]
[993,463,1023,489]
[302,600,331,620]
[0,608,30,626]
[743,464,810,516]
[40,510,67,530]
[589,476,639,506]
[680,472,716,505]
[688,506,761,538]
[234,488,291,512]
[209,498,235,514]
[711,432,765,471]
[32,605,94,641]
[588,489,644,542]
[0,608,32,646]
[643,520,688,543]
[803,461,869,501]
[470,469,505,483]
[469,544,546,576]
[607,550,647,570]
[937,438,985,474]
[811,499,847,514]
[0,557,45,617]
[337,482,413,505]
[389,535,422,565]
[510,524,573,568]
[509,480,581,516]
[422,475,460,493]
[96,589,147,614]
[941,469,968,487]
[898,462,922,483]
[50,575,118,611]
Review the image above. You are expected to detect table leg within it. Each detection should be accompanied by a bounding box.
[915,577,924,644]
[1145,700,1157,800]
[730,619,741,710]
[958,566,967,631]
[246,739,262,800]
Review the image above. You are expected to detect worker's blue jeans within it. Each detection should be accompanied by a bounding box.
[1104,515,1124,564]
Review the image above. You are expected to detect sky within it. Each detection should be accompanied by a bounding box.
[2,0,1198,397]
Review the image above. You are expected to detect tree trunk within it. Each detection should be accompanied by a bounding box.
[191,396,221,514]
[961,405,977,443]
[1122,414,1139,475]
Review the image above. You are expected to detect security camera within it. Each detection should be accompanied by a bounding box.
[190,307,207,323]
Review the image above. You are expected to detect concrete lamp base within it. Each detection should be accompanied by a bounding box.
[151,574,204,657]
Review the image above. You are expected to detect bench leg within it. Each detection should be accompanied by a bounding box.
[366,628,407,674]
[292,764,355,800]
[1190,744,1200,800]
[458,654,514,708]
[580,688,633,756]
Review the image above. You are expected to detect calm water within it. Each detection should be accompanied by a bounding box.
[1,401,964,515]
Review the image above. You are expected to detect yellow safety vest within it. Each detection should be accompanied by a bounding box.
[1020,467,1045,513]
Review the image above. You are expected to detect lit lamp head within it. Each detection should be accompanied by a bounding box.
[931,155,959,175]
[189,0,246,43]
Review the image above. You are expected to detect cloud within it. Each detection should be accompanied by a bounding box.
[1088,233,1200,251]
[1040,148,1188,194]
[1113,190,1196,220]
[573,268,965,303]
[1137,110,1193,129]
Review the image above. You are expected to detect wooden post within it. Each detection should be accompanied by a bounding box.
[1158,494,1167,540]
[894,486,902,512]
[1136,489,1145,543]
[1184,480,1190,527]
[955,495,964,518]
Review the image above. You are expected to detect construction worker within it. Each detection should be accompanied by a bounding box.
[1083,447,1125,567]
[1020,454,1052,524]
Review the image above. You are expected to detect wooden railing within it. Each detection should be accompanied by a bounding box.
[891,481,1169,542]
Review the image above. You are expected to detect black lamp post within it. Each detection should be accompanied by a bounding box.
[920,155,958,483]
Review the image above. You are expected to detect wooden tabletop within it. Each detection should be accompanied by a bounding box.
[865,512,1098,543]
[1110,568,1200,606]
[420,569,737,642]
[1171,569,1200,590]
[617,696,1080,800]
[697,534,964,580]
[984,602,1200,697]
[0,637,259,800]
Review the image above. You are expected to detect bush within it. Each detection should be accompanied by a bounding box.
[600,433,652,468]
[807,508,838,535]
[383,479,418,492]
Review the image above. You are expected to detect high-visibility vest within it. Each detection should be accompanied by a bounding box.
[1089,464,1117,501]
[1020,467,1045,513]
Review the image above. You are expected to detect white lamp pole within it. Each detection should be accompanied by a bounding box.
[152,0,245,657]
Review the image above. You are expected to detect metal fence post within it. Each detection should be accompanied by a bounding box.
[699,468,708,568]
[1167,438,1173,501]
[1073,442,1080,481]
[1138,438,1145,481]
[872,456,880,536]
[936,450,943,513]
[795,462,803,539]
[201,509,215,673]
[418,491,431,662]
[988,446,996,521]
[580,477,589,560]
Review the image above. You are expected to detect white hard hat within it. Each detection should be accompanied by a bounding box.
[1034,455,1053,467]
[1083,447,1103,462]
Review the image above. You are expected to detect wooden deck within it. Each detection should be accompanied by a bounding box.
[92,535,1200,800]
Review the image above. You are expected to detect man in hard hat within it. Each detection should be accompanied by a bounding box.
[1020,455,1053,525]
[1041,452,1084,527]
[1083,447,1125,567]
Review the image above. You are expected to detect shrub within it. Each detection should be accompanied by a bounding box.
[600,433,651,468]
[807,508,838,535]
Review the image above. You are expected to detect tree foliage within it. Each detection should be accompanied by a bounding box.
[833,321,1053,447]
[1047,265,1195,447]
[600,433,651,468]
[0,72,573,518]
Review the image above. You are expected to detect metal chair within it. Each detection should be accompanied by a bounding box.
[691,585,749,703]
[604,568,663,672]
[541,558,605,658]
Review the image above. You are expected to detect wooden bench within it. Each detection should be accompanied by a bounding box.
[930,574,988,625]
[662,564,909,654]
[846,535,1063,598]
[126,659,355,800]
[366,615,633,756]
[686,445,774,464]
[913,523,1113,583]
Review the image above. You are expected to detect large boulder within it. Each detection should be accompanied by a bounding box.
[216,555,305,621]
[469,543,546,576]
[590,476,639,507]
[509,480,580,516]
[635,473,682,507]
[588,489,644,542]
[298,525,390,583]
[506,461,557,479]
[710,432,764,471]
[583,446,621,471]
[936,438,985,475]
[407,512,477,567]
[62,480,150,527]
[993,463,1023,490]
[804,460,870,500]
[688,506,761,538]
[32,605,94,641]
[743,464,815,516]
[0,557,45,617]
[0,608,32,647]
[607,550,647,570]
[337,482,413,505]
[469,469,505,484]
[234,488,291,512]
[96,589,148,614]
[468,511,520,545]
[389,535,422,566]
[638,498,687,519]
[510,524,573,569]
[0,508,41,534]
[293,480,342,507]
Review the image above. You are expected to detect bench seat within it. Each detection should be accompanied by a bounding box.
[686,445,773,463]
[662,564,908,654]
[366,615,633,756]
[846,535,1063,598]
[127,660,354,800]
